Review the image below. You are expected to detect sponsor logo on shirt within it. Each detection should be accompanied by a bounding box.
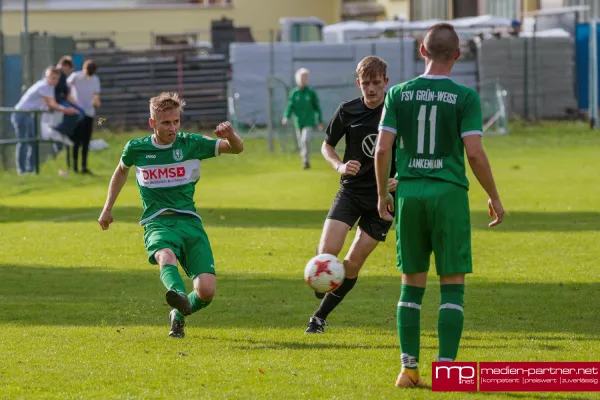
[145,154,156,159]
[136,159,201,188]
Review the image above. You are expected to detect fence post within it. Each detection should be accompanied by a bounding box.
[523,37,529,121]
[33,112,40,174]
[266,77,274,152]
[589,19,598,129]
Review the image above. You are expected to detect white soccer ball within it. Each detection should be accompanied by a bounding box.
[304,253,345,293]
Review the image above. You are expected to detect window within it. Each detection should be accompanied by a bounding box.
[410,0,449,20]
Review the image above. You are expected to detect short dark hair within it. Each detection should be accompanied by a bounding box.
[83,59,97,76]
[58,55,73,68]
[423,23,459,62]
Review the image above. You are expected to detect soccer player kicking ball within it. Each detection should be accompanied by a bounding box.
[305,56,398,334]
[98,92,243,338]
[375,23,504,388]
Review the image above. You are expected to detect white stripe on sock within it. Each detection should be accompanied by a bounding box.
[437,356,454,362]
[398,301,421,310]
[440,303,464,313]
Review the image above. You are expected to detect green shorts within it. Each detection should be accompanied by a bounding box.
[395,179,472,276]
[143,214,215,279]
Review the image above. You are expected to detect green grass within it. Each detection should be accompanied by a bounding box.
[0,121,599,399]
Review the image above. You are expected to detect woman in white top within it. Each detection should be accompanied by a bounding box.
[68,59,101,174]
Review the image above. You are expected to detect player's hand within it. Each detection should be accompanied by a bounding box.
[488,198,504,227]
[64,107,78,115]
[378,193,394,222]
[214,121,234,139]
[388,178,398,192]
[318,123,324,131]
[98,208,114,230]
[336,160,361,176]
[281,118,288,126]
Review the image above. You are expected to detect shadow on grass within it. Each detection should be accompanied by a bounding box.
[0,264,598,341]
[1,205,599,231]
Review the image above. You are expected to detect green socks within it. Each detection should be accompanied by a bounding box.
[397,284,425,369]
[174,291,212,321]
[160,264,186,294]
[438,284,465,361]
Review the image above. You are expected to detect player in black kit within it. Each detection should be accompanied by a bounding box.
[305,56,397,334]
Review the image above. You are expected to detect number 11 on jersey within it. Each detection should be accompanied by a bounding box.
[417,105,437,155]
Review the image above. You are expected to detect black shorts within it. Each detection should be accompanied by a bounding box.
[327,187,394,242]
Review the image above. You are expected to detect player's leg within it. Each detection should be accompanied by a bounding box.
[431,184,472,362]
[143,218,192,318]
[311,202,392,325]
[168,217,216,337]
[312,227,378,323]
[394,193,431,388]
[306,190,359,333]
[301,127,312,169]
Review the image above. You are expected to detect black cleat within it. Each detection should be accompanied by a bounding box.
[305,317,327,334]
[165,290,192,316]
[303,162,310,170]
[314,290,325,299]
[169,310,185,338]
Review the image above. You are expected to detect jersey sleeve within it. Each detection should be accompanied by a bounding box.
[460,89,483,137]
[379,89,398,135]
[311,89,323,124]
[283,89,295,119]
[188,133,221,160]
[324,104,345,147]
[120,141,135,168]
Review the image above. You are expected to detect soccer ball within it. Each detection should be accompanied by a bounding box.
[304,253,345,293]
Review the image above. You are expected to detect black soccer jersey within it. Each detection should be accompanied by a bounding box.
[324,97,396,190]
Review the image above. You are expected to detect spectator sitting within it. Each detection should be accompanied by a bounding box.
[11,67,78,175]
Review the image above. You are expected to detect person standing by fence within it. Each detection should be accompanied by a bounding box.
[12,67,78,175]
[282,68,323,170]
[68,59,101,175]
[52,56,85,143]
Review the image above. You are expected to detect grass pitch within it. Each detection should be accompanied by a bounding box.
[0,122,598,399]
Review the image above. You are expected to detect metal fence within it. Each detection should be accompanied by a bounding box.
[84,47,230,131]
[0,109,67,174]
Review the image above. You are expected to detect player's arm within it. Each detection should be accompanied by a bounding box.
[215,121,243,154]
[98,161,130,230]
[463,136,503,226]
[375,90,398,221]
[461,90,504,227]
[99,143,134,230]
[322,104,360,175]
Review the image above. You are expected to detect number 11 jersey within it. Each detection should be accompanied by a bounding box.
[379,75,483,190]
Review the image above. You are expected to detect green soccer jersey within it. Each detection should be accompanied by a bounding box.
[379,75,483,190]
[284,86,323,130]
[120,132,221,225]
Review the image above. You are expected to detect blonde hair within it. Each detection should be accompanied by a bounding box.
[295,68,309,86]
[45,66,61,77]
[149,92,186,119]
[356,56,387,79]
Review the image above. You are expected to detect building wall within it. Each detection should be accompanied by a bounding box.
[0,0,342,48]
[377,0,410,20]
